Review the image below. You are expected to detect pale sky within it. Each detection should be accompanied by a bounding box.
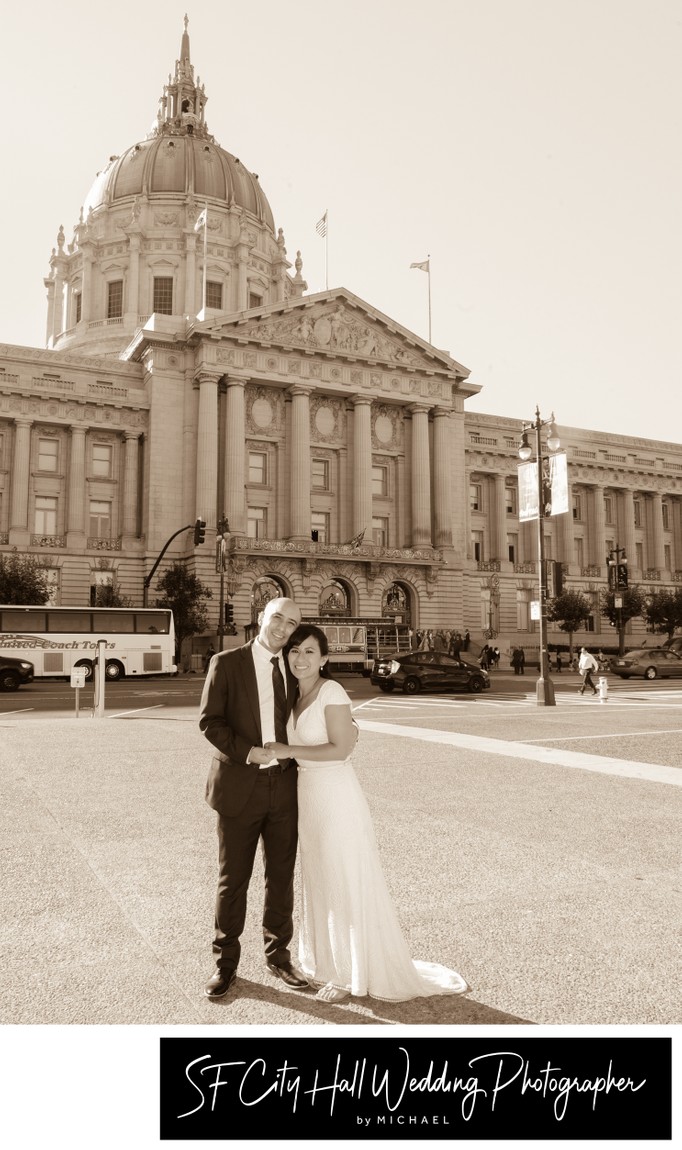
[3,0,681,445]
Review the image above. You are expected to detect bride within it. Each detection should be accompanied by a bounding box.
[265,623,469,1004]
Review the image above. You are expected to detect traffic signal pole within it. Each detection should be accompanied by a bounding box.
[606,546,628,655]
[142,519,206,607]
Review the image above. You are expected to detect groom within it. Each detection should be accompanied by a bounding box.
[199,595,309,998]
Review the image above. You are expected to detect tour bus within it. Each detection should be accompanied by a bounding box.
[0,605,177,681]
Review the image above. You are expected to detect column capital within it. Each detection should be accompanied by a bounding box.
[432,406,452,420]
[13,416,33,428]
[288,382,315,398]
[407,402,431,417]
[194,370,223,388]
[69,423,87,436]
[350,393,372,407]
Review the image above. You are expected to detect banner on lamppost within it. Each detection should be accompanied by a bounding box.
[518,452,569,521]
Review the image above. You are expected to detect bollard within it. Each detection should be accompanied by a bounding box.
[598,675,609,704]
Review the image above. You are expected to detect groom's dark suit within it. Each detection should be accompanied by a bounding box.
[199,640,298,973]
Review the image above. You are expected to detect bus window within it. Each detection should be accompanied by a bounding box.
[337,627,350,644]
[96,612,135,633]
[2,608,47,631]
[135,612,169,633]
[47,610,92,632]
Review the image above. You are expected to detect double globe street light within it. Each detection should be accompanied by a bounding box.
[519,408,561,707]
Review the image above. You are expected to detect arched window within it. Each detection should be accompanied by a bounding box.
[382,582,411,624]
[319,580,351,616]
[251,576,287,620]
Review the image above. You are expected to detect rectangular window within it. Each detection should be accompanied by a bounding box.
[372,465,388,497]
[372,516,389,547]
[604,496,613,524]
[311,458,330,490]
[248,452,267,485]
[89,500,111,538]
[247,507,267,539]
[662,502,670,530]
[74,291,82,324]
[92,443,112,478]
[636,541,643,569]
[153,277,173,315]
[575,538,584,567]
[248,292,262,310]
[34,496,58,536]
[107,280,123,319]
[633,499,641,528]
[206,281,223,310]
[38,438,58,472]
[506,487,518,515]
[572,494,582,521]
[472,531,484,562]
[470,484,482,512]
[664,544,671,570]
[508,534,518,563]
[311,512,330,543]
[48,610,91,633]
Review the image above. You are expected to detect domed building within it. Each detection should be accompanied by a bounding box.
[1,18,681,665]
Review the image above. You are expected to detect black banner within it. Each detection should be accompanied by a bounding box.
[159,1036,671,1141]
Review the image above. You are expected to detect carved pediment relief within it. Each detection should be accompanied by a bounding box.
[217,302,432,370]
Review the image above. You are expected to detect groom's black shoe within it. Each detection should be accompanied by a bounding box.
[266,961,309,989]
[204,968,237,998]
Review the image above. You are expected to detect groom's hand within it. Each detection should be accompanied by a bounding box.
[264,741,289,759]
[249,746,277,765]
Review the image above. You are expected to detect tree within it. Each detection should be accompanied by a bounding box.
[547,590,592,656]
[600,585,647,654]
[0,551,51,605]
[642,588,682,641]
[93,580,134,608]
[154,563,212,659]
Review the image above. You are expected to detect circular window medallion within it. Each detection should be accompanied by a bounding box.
[251,398,273,428]
[375,413,393,444]
[315,405,335,436]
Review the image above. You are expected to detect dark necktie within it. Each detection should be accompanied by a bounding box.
[270,656,288,749]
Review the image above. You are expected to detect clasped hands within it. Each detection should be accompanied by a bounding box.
[250,742,289,765]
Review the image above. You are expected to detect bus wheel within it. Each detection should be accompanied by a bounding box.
[75,659,94,681]
[105,660,125,681]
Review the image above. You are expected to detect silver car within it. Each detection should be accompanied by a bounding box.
[611,648,682,680]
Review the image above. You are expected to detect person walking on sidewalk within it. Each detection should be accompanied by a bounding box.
[199,596,309,999]
[578,647,599,696]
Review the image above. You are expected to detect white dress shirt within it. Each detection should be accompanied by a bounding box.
[249,637,288,767]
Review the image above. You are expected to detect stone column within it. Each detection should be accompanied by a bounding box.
[66,425,87,539]
[184,232,197,315]
[9,418,32,537]
[351,396,373,539]
[195,372,220,531]
[558,476,576,567]
[620,489,637,568]
[122,432,140,539]
[432,408,453,549]
[650,492,666,572]
[288,385,313,541]
[126,235,141,320]
[492,473,508,562]
[409,403,432,547]
[80,244,93,324]
[590,485,606,568]
[224,377,246,535]
[338,446,349,545]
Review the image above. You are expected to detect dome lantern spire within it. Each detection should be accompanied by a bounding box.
[152,15,212,142]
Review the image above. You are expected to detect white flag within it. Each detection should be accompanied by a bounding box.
[194,208,207,232]
[410,259,429,272]
[316,211,327,237]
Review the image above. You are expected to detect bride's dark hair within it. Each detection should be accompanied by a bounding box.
[284,624,334,679]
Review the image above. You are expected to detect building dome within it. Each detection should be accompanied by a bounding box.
[83,123,274,233]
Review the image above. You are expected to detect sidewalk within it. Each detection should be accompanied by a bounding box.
[1,709,680,1027]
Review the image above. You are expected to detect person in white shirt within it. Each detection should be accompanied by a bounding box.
[578,647,599,695]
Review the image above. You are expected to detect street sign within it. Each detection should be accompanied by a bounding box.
[530,600,540,620]
[614,596,623,609]
[70,667,87,689]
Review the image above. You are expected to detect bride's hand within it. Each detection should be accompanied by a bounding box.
[264,741,290,758]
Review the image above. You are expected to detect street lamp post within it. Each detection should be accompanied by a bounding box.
[519,407,561,707]
[216,516,230,652]
[606,545,628,655]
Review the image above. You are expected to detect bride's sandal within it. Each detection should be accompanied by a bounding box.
[316,983,351,1003]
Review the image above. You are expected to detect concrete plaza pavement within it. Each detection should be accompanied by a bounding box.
[1,690,680,1028]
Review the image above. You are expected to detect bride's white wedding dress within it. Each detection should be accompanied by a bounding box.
[290,678,468,1001]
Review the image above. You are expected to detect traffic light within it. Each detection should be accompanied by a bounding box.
[193,517,206,545]
[225,601,235,634]
[554,561,564,597]
[617,562,628,588]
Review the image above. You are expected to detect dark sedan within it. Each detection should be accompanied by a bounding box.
[0,655,35,691]
[611,648,682,680]
[371,650,491,694]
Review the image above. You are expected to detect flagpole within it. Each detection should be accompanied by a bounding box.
[325,209,329,290]
[427,253,431,344]
[202,202,208,312]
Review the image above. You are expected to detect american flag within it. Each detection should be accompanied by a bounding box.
[410,259,429,272]
[316,211,327,237]
[194,208,207,232]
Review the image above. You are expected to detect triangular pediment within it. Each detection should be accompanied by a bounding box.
[193,288,470,378]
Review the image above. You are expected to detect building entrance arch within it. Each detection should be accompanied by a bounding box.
[382,581,413,627]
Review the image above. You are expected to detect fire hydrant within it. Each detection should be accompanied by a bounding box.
[598,676,609,703]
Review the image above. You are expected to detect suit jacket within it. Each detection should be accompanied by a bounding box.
[199,640,297,817]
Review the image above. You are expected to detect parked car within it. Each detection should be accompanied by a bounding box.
[371,650,491,694]
[0,655,35,691]
[610,648,682,680]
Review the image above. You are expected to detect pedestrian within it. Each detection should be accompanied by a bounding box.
[511,647,522,675]
[492,646,501,667]
[426,630,435,651]
[480,644,490,671]
[555,652,563,673]
[463,630,470,651]
[203,643,216,673]
[449,631,462,658]
[578,646,599,696]
[199,596,309,999]
[518,647,525,675]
